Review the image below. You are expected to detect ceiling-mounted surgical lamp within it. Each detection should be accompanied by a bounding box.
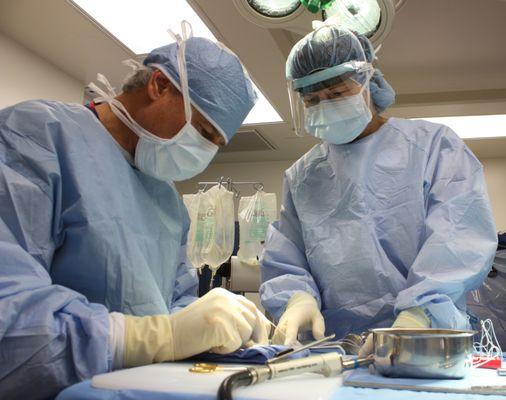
[323,0,397,50]
[233,0,313,35]
[247,0,302,18]
[233,0,407,48]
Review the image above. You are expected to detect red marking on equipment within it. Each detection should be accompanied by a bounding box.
[473,356,502,369]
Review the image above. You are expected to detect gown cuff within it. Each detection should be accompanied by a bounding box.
[108,312,125,370]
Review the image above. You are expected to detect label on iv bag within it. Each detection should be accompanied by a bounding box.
[195,207,215,245]
[249,213,270,240]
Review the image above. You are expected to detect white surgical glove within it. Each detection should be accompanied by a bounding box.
[392,307,430,329]
[358,307,430,358]
[114,288,271,368]
[272,291,325,346]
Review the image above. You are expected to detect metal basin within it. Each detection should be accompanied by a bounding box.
[372,328,475,379]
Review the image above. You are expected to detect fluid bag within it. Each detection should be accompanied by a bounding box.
[202,185,235,275]
[237,190,277,265]
[183,190,208,272]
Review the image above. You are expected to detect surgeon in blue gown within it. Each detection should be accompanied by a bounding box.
[0,25,271,399]
[260,24,497,352]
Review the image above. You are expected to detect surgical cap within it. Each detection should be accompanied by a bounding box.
[286,26,395,113]
[144,38,258,143]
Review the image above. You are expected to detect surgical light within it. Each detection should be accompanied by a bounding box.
[324,0,381,37]
[234,0,399,49]
[323,0,396,48]
[247,0,301,18]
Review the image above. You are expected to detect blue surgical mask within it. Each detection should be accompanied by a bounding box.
[304,91,372,145]
[135,122,218,182]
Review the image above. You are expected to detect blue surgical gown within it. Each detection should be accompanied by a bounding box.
[260,118,497,339]
[0,100,198,399]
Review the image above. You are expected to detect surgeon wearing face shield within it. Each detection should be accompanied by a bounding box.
[260,24,497,354]
[0,22,271,399]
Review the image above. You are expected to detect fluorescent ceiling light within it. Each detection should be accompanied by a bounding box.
[70,0,282,125]
[412,115,506,139]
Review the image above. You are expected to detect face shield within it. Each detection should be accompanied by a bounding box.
[288,60,374,138]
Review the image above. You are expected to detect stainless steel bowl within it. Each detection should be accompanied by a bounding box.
[372,328,476,379]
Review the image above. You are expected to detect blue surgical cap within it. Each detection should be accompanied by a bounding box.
[286,25,395,113]
[144,37,258,143]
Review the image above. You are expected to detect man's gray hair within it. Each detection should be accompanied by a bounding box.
[122,65,155,93]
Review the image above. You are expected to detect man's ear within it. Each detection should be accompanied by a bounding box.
[146,70,172,101]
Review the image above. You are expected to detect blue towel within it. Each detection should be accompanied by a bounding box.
[191,344,310,364]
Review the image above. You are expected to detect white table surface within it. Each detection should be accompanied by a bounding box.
[92,362,347,400]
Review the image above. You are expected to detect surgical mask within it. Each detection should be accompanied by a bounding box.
[135,123,218,181]
[88,21,219,182]
[304,90,372,145]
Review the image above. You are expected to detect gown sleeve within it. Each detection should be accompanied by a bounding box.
[395,126,497,329]
[0,104,111,399]
[170,244,199,313]
[259,173,321,321]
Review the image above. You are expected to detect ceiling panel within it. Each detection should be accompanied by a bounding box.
[219,128,276,153]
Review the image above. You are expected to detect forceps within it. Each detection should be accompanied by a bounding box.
[267,334,336,364]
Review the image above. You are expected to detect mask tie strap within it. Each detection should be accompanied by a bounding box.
[87,74,160,140]
[168,20,193,124]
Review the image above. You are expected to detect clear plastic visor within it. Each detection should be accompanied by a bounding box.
[288,61,373,136]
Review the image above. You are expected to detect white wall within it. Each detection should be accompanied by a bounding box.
[177,157,506,231]
[0,32,83,108]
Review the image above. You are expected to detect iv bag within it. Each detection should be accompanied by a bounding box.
[202,185,235,274]
[183,190,208,271]
[237,190,277,265]
[185,185,235,275]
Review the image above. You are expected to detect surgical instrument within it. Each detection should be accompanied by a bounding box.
[267,334,336,364]
[218,352,373,400]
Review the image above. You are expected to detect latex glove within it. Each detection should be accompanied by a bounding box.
[358,307,430,358]
[392,307,430,329]
[272,291,325,346]
[123,288,271,367]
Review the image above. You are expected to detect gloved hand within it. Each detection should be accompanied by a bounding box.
[122,288,271,367]
[358,307,430,358]
[272,291,325,346]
